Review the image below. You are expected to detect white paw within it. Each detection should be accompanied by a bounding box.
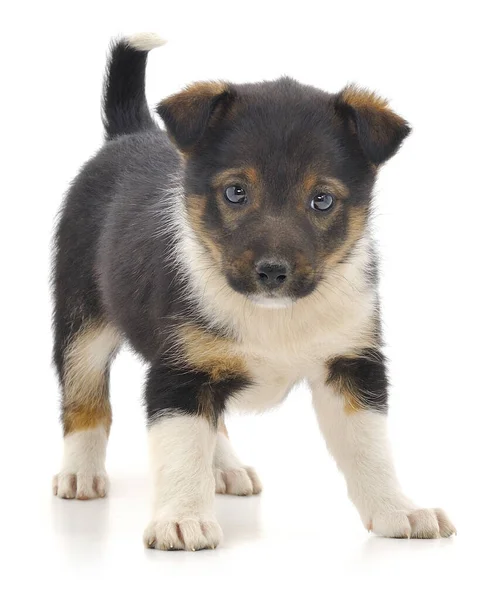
[144,515,223,551]
[52,472,109,500]
[368,507,456,539]
[214,466,262,496]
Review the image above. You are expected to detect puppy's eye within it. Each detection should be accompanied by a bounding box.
[311,193,335,211]
[224,185,248,204]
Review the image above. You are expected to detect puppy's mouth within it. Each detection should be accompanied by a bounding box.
[248,294,295,309]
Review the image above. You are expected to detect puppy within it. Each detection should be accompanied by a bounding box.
[52,33,455,550]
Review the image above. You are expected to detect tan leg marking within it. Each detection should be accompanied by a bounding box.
[62,321,121,435]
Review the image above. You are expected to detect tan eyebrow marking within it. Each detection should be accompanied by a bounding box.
[303,172,318,193]
[212,167,260,188]
[303,173,349,198]
[321,177,349,198]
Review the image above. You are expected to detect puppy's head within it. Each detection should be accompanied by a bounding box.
[157,78,410,307]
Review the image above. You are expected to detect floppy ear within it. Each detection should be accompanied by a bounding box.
[156,81,235,151]
[334,84,411,166]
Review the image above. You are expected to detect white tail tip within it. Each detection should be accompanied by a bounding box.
[126,33,167,52]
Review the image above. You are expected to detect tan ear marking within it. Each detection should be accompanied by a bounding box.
[341,84,390,113]
[157,81,233,150]
[336,84,411,165]
[158,80,229,112]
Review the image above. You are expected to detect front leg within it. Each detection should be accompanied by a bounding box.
[143,357,249,551]
[310,349,455,539]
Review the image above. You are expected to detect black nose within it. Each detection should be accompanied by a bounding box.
[256,260,289,288]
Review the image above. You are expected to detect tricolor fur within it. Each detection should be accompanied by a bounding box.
[52,33,455,548]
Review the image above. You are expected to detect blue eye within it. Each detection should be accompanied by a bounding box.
[224,185,248,204]
[311,193,335,211]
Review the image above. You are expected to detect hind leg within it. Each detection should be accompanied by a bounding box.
[213,418,262,496]
[53,318,121,500]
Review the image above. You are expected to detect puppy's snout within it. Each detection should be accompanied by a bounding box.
[255,259,290,289]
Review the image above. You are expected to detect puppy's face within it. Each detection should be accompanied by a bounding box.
[158,79,410,306]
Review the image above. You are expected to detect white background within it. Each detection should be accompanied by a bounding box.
[2,1,497,598]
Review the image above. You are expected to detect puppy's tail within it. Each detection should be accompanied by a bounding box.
[102,33,166,141]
